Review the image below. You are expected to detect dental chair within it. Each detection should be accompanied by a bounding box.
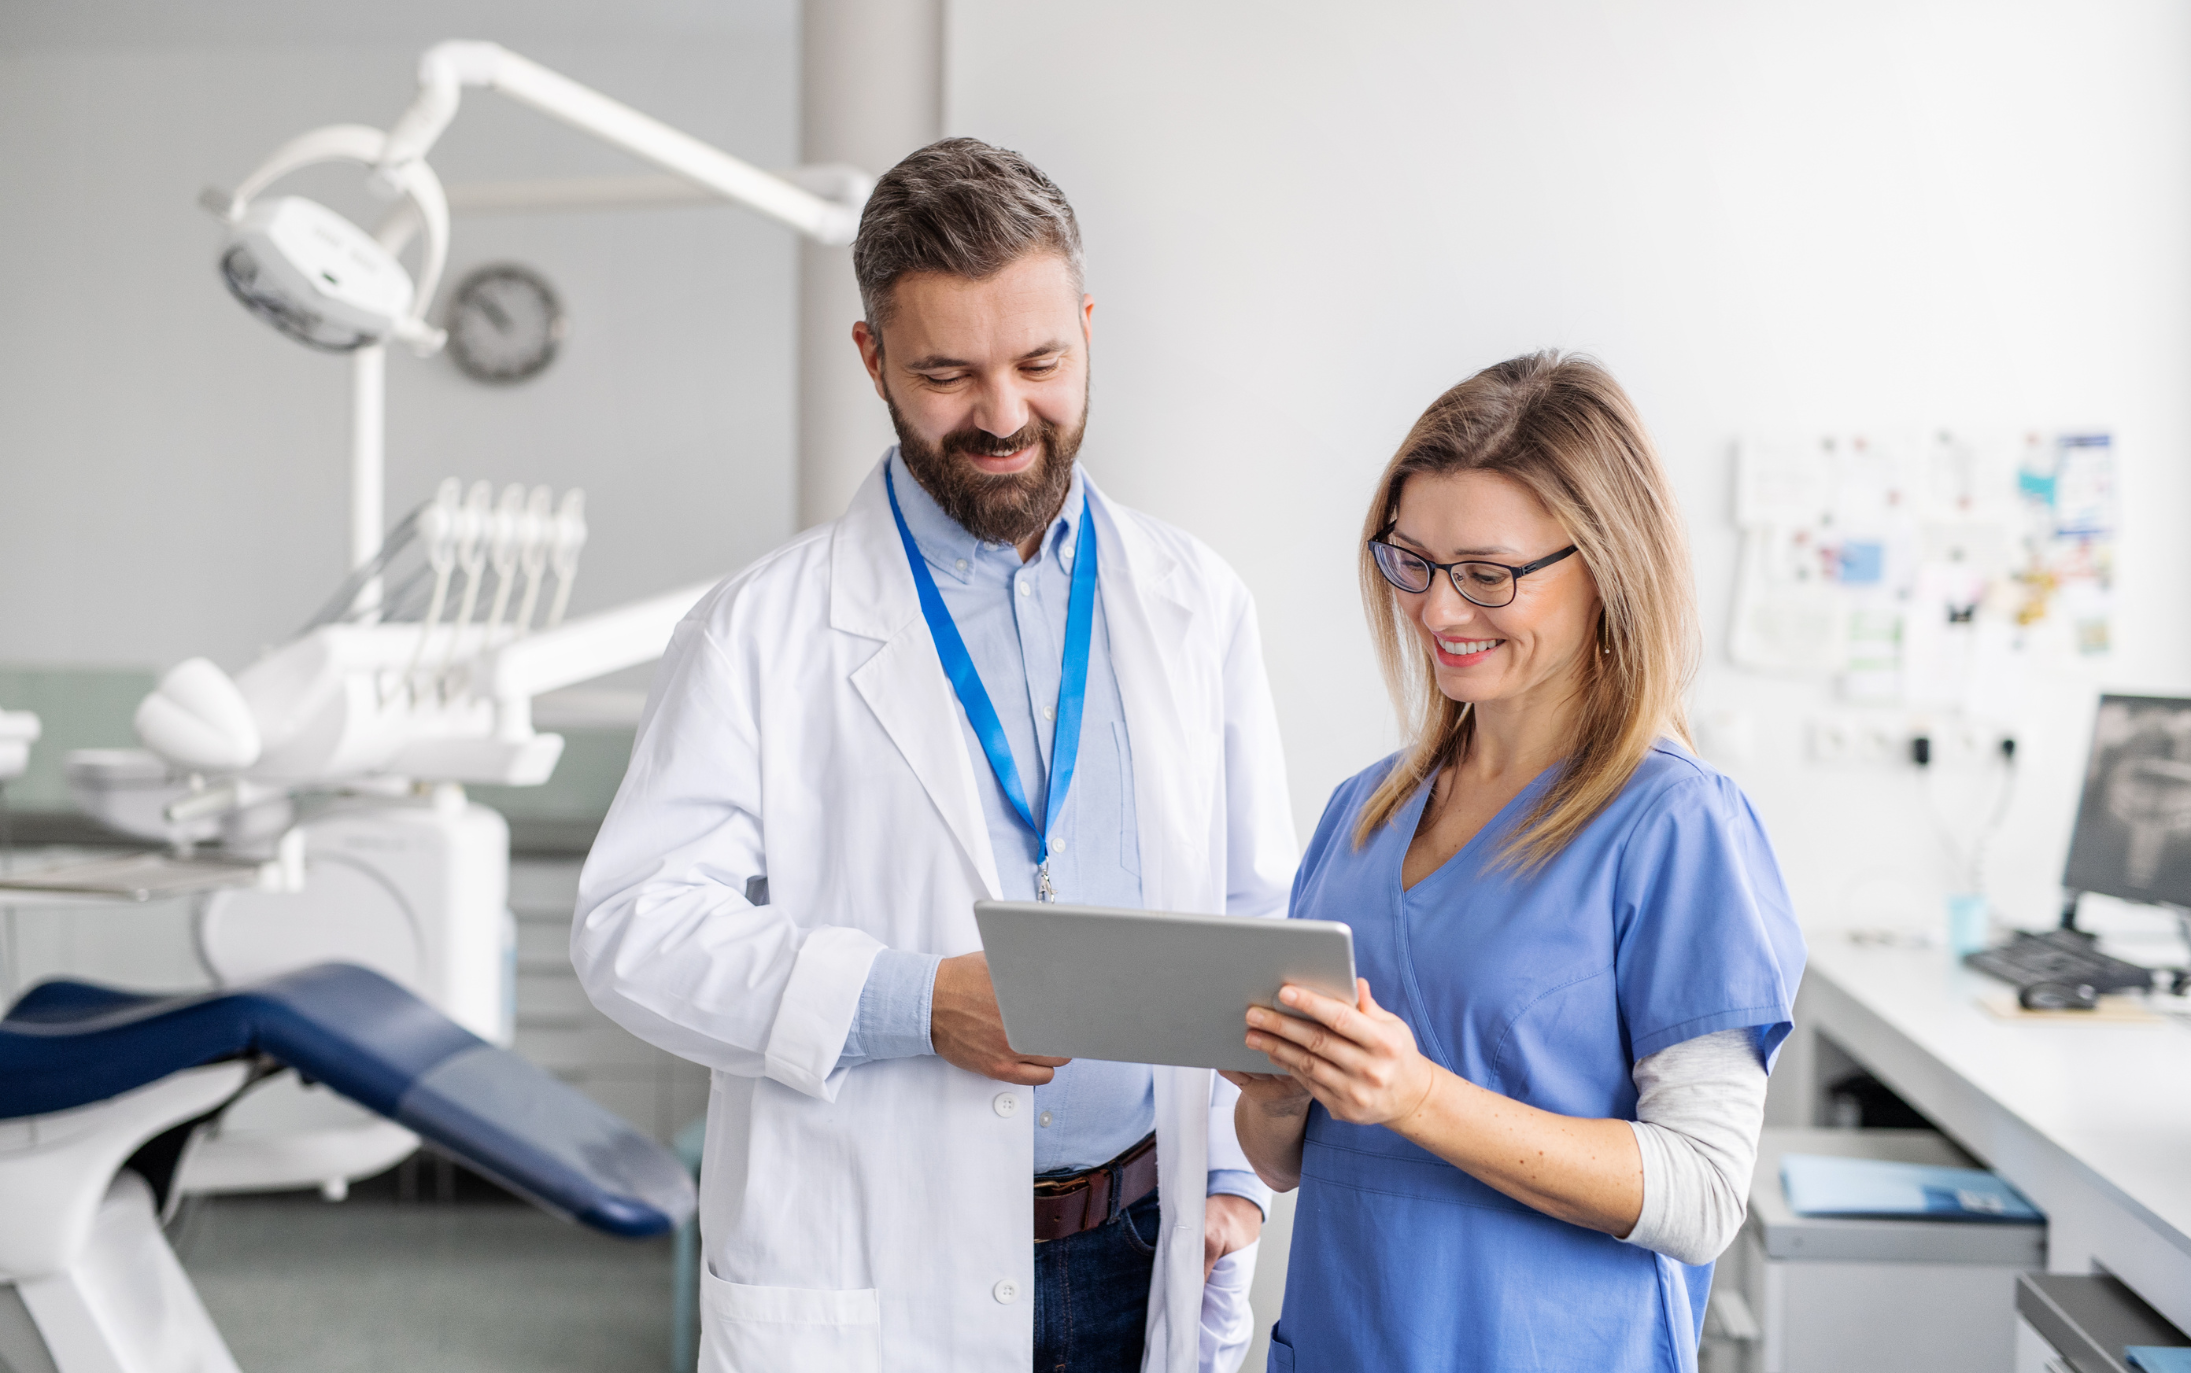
[0,962,696,1373]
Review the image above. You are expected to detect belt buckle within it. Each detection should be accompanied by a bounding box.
[1034,1165,1111,1244]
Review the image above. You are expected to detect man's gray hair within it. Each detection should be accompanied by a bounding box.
[852,137,1084,330]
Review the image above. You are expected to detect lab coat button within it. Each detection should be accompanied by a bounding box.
[993,1279,1019,1304]
[993,1092,1019,1118]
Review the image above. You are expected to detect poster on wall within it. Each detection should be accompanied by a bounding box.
[1727,428,2113,719]
[2015,432,2116,656]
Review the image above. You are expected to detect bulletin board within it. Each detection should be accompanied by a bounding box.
[1727,429,2114,720]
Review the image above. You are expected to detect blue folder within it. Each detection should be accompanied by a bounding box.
[2126,1349,2191,1373]
[1781,1153,2041,1222]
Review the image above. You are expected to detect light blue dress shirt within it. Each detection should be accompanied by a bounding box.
[839,450,1262,1210]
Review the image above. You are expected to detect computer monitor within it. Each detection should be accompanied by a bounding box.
[2062,694,2191,913]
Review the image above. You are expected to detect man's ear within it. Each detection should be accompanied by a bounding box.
[852,319,889,401]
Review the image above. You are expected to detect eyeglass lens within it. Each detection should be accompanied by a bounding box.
[1454,564,1516,603]
[1371,543,1517,607]
[1371,543,1433,592]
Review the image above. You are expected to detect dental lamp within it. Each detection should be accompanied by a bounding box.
[204,39,866,593]
[211,127,449,355]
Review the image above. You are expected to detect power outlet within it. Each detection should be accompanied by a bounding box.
[1808,713,1999,767]
[1854,720,1905,765]
[1912,722,2009,769]
[1806,717,1853,763]
[1808,714,1905,764]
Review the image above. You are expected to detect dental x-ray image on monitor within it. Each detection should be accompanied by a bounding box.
[2063,694,2191,907]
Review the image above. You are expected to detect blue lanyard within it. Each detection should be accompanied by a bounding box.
[885,462,1098,901]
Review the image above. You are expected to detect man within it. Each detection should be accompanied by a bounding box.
[574,138,1295,1373]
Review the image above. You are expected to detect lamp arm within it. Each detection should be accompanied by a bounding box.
[378,41,865,245]
[477,581,716,704]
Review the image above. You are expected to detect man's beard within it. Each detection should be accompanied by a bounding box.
[885,380,1088,547]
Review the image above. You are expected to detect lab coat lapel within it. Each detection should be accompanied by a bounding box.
[832,461,1004,898]
[1085,480,1199,913]
[1086,479,1214,1373]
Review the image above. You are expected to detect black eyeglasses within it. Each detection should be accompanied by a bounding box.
[1367,536,1579,608]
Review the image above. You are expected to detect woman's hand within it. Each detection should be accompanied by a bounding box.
[1245,978,1647,1236]
[1245,979,1443,1128]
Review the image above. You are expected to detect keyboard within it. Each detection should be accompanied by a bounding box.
[1964,929,2154,995]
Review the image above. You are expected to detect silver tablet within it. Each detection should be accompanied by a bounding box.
[973,900,1357,1074]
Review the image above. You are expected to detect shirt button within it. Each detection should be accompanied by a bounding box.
[993,1279,1019,1304]
[954,558,969,572]
[1039,1111,1053,1128]
[992,1092,1019,1118]
[1018,580,1032,597]
[1050,837,1067,855]
[1042,705,1056,722]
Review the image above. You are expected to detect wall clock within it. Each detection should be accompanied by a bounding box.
[445,263,567,384]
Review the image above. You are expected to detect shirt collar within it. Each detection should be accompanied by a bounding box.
[888,446,1085,583]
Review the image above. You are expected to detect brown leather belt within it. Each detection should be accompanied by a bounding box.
[1033,1132,1157,1243]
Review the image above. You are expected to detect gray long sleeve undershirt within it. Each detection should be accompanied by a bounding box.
[1618,1027,1770,1266]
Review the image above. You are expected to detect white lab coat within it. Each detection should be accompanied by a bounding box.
[573,457,1297,1373]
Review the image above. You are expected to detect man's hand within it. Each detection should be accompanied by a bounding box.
[1218,1067,1314,1119]
[1203,1193,1263,1280]
[931,952,1071,1085]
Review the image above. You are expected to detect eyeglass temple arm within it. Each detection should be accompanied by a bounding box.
[1512,545,1580,577]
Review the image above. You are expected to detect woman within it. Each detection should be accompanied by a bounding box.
[1225,353,1804,1372]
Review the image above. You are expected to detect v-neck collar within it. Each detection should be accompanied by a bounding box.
[1392,764,1556,896]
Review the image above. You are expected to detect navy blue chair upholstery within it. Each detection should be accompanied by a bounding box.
[0,963,695,1238]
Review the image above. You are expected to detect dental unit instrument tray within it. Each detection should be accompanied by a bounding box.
[0,850,270,901]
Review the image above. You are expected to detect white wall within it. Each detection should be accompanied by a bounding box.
[946,0,2191,935]
[18,1,2183,936]
[0,0,800,672]
[8,2,2184,911]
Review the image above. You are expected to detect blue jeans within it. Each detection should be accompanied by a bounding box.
[1033,1188,1161,1372]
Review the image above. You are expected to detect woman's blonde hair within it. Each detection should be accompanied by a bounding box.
[1353,352,1698,867]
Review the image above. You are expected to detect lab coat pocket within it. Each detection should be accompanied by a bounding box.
[1266,1319,1297,1371]
[699,1269,881,1373]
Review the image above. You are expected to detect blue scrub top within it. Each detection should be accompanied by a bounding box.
[1268,743,1804,1373]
